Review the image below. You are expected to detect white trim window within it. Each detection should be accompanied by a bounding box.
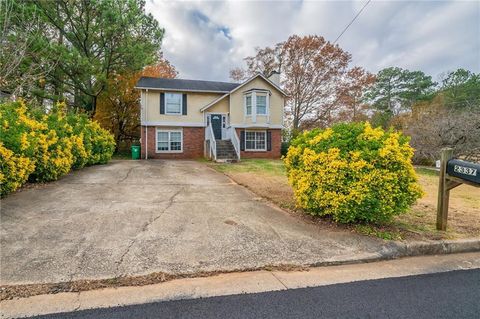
[156,129,183,153]
[244,91,269,117]
[245,94,252,115]
[245,130,266,151]
[165,93,182,115]
[256,93,267,115]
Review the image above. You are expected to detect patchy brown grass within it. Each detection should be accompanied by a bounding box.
[208,160,480,241]
[397,169,480,240]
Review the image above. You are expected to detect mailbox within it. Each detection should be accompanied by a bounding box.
[446,159,480,185]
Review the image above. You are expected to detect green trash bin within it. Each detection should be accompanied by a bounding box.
[131,145,140,160]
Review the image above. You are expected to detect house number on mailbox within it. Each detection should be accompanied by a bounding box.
[453,165,477,176]
[437,148,480,231]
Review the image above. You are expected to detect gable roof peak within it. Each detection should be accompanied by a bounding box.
[233,73,287,96]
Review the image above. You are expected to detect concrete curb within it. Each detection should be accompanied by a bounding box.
[1,253,479,319]
[394,238,480,257]
[1,238,478,303]
[304,238,480,268]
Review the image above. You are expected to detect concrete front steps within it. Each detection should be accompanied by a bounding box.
[215,139,238,162]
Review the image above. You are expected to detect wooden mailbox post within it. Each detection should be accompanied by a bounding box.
[436,148,480,231]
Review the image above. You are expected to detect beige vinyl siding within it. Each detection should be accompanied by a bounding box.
[206,96,229,113]
[141,76,284,128]
[229,77,284,127]
[143,90,224,124]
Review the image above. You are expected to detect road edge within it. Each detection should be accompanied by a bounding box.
[1,252,479,319]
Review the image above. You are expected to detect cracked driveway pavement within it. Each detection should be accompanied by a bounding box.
[1,160,392,286]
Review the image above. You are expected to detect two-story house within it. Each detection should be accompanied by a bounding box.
[135,72,286,161]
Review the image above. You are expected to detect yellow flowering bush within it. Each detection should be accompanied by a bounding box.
[67,114,116,166]
[284,122,423,223]
[0,143,35,196]
[0,100,115,196]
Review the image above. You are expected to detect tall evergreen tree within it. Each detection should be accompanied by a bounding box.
[366,67,436,127]
[1,0,164,114]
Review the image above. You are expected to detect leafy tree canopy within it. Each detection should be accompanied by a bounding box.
[440,69,480,108]
[2,0,164,114]
[365,67,436,127]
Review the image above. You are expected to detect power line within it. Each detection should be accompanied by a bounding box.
[333,0,372,45]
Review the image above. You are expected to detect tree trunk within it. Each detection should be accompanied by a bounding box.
[91,95,97,118]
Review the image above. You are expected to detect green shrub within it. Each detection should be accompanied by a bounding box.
[0,100,115,195]
[0,143,35,196]
[281,141,290,157]
[85,121,116,165]
[67,114,115,165]
[29,108,74,182]
[284,122,423,223]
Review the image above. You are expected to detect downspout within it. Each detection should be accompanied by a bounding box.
[145,89,148,160]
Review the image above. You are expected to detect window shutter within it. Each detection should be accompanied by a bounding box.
[267,131,272,151]
[160,93,165,114]
[182,94,187,115]
[240,130,245,151]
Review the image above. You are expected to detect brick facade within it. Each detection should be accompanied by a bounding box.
[140,126,281,160]
[235,128,282,159]
[140,126,205,159]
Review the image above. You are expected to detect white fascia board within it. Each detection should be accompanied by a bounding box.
[142,121,205,127]
[228,73,288,97]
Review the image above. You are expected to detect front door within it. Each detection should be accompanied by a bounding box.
[210,114,222,140]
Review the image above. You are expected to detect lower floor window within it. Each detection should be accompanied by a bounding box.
[157,130,182,152]
[245,131,266,151]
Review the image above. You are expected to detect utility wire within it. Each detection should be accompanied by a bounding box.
[313,0,372,82]
[333,0,372,45]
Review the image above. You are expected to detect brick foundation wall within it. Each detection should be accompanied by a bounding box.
[140,126,205,159]
[235,128,282,159]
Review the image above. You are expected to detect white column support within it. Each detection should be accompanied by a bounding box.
[252,91,257,123]
[266,93,270,124]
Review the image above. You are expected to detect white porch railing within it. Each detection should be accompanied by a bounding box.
[205,122,217,161]
[226,126,241,160]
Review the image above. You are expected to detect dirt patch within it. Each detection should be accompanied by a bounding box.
[224,219,238,226]
[228,172,296,210]
[397,173,480,239]
[220,171,365,235]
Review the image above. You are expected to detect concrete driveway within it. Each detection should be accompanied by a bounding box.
[1,160,391,286]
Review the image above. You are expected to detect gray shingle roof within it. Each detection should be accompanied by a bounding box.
[136,77,240,93]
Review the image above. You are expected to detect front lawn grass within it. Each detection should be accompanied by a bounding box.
[207,159,480,241]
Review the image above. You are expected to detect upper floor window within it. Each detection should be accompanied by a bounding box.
[256,94,267,115]
[165,93,182,114]
[245,91,268,116]
[246,95,252,115]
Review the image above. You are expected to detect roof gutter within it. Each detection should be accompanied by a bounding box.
[133,86,232,94]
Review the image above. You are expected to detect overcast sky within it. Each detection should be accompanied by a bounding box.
[146,0,480,82]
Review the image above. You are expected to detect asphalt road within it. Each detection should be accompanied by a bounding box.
[34,269,480,319]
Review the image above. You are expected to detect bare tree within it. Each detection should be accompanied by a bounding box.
[335,67,376,123]
[406,97,480,164]
[231,35,353,132]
